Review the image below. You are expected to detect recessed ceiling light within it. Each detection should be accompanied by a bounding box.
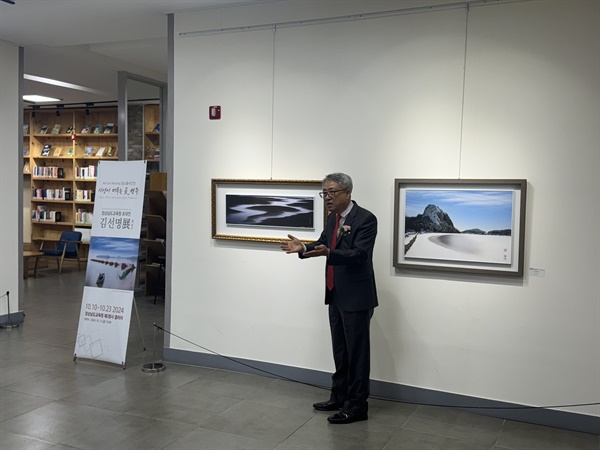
[23,95,62,103]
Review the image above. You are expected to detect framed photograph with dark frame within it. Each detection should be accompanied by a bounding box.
[211,179,326,243]
[393,179,527,276]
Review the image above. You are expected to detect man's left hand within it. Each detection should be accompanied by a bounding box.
[304,244,330,258]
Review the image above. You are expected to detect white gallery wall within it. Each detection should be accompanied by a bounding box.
[0,40,21,318]
[171,0,599,420]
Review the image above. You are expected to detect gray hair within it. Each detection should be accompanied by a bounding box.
[323,173,353,192]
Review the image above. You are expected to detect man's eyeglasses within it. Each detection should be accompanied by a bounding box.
[319,189,346,198]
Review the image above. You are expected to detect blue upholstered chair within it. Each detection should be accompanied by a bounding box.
[39,231,83,273]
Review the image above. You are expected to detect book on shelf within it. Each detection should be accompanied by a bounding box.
[39,125,49,134]
[106,146,114,157]
[95,147,106,157]
[41,144,52,156]
[23,146,29,157]
[53,147,62,157]
[23,162,30,173]
[76,165,97,180]
[84,146,94,157]
[65,125,73,134]
[80,124,91,134]
[75,189,93,202]
[23,124,29,135]
[32,208,55,222]
[153,123,160,133]
[57,167,65,178]
[93,124,103,134]
[32,207,62,222]
[104,123,115,134]
[51,124,61,134]
[66,147,74,157]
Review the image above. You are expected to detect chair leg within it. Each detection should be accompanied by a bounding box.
[59,245,69,274]
[33,256,40,277]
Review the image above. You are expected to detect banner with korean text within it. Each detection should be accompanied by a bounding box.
[74,161,146,366]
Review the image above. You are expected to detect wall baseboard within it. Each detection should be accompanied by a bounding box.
[0,311,24,327]
[164,347,599,435]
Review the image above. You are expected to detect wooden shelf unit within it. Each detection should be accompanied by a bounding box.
[144,104,161,168]
[24,107,119,255]
[143,173,167,297]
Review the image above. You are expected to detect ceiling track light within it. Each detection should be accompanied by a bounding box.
[24,100,121,113]
[1,0,16,5]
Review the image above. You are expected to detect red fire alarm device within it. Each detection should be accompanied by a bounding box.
[209,105,221,120]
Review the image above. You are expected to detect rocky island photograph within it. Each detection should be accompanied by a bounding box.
[404,189,514,265]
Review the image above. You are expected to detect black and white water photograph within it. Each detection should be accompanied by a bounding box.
[225,194,315,229]
[403,188,514,265]
[84,236,140,291]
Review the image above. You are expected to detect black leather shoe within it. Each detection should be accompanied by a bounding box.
[313,400,343,411]
[327,410,368,424]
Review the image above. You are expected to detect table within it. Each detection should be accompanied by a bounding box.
[23,251,44,278]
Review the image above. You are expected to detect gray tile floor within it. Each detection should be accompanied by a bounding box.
[1,268,598,449]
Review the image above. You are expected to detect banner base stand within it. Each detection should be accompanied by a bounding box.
[141,323,165,373]
[1,292,20,329]
[142,362,166,373]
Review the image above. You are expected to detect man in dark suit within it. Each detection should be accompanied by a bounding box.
[280,172,378,424]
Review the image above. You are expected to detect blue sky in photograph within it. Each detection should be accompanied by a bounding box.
[405,189,513,232]
[89,236,140,259]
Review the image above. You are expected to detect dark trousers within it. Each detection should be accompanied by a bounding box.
[327,289,373,413]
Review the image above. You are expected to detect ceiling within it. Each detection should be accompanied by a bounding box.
[0,0,280,106]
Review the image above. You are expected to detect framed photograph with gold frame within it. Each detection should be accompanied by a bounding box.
[393,179,527,276]
[211,179,326,243]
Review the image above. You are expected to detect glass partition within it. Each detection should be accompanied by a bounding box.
[117,72,167,297]
[117,72,166,173]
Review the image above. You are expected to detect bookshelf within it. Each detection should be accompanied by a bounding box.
[24,107,119,256]
[144,104,160,170]
[143,172,167,298]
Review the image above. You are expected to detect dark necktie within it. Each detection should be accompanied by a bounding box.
[326,214,341,291]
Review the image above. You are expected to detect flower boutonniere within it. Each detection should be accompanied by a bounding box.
[339,224,351,237]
